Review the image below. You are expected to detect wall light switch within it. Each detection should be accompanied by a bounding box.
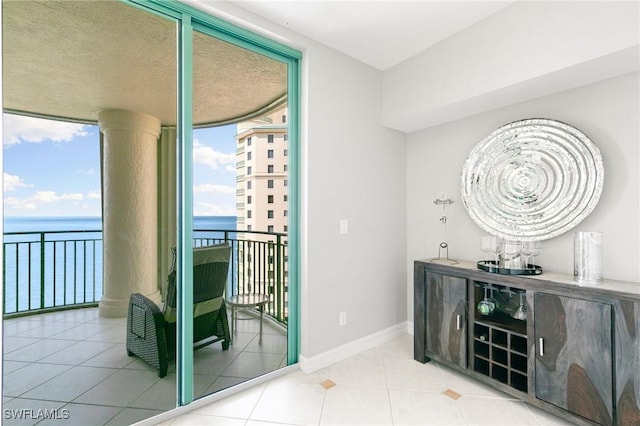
[339,219,348,234]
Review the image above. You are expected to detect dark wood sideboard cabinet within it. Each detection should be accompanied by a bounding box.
[414,260,640,426]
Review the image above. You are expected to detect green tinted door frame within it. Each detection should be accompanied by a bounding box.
[176,12,195,405]
[123,0,301,407]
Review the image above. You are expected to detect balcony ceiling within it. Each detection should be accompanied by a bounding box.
[2,0,287,127]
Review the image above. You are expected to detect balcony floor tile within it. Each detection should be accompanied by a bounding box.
[2,307,287,425]
[3,363,72,397]
[20,365,118,402]
[38,340,117,366]
[3,338,75,363]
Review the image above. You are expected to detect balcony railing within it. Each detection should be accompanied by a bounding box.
[3,229,288,324]
[3,230,103,317]
[193,229,288,324]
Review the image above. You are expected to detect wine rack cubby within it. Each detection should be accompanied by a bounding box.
[473,282,528,393]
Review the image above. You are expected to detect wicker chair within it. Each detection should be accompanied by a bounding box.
[126,244,232,377]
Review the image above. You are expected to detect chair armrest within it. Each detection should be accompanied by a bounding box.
[128,293,164,336]
[127,293,169,377]
[129,292,161,314]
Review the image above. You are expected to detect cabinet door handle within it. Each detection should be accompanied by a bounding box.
[539,338,544,357]
[456,314,461,330]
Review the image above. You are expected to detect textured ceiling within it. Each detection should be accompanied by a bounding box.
[2,0,287,126]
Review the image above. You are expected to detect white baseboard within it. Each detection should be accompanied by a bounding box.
[299,321,408,374]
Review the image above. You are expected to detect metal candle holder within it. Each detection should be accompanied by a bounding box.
[432,193,458,264]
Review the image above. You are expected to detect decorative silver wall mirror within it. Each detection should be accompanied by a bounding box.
[460,118,604,274]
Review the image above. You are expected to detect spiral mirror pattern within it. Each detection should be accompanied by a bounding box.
[461,119,604,241]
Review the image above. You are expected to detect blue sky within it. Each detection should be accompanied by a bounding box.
[3,113,237,217]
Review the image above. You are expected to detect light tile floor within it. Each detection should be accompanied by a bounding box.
[2,307,287,426]
[155,334,575,426]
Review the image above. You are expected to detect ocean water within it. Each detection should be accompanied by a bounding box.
[4,215,237,233]
[3,216,237,314]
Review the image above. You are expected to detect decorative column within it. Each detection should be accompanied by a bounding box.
[158,127,177,298]
[98,110,161,318]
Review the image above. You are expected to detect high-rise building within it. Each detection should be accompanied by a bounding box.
[235,107,288,314]
[235,106,288,234]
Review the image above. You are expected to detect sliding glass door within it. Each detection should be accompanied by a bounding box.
[2,0,299,422]
[129,0,301,410]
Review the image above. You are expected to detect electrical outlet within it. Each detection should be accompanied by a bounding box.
[339,311,347,326]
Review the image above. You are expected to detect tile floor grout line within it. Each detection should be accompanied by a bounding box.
[383,357,398,426]
[242,376,270,425]
[68,365,140,408]
[11,366,75,400]
[317,364,335,426]
[521,399,543,426]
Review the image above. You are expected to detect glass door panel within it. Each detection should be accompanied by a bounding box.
[191,29,289,399]
[2,1,178,424]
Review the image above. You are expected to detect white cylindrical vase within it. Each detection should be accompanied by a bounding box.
[574,231,602,283]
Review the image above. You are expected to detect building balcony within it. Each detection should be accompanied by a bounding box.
[2,306,287,425]
[3,228,288,322]
[2,227,289,424]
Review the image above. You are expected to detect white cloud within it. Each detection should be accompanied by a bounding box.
[193,138,235,170]
[3,114,89,146]
[194,183,236,194]
[59,193,84,201]
[3,173,31,192]
[5,190,89,211]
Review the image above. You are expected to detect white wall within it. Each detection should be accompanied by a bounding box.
[304,47,407,358]
[406,72,640,321]
[187,1,408,364]
[384,1,640,132]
